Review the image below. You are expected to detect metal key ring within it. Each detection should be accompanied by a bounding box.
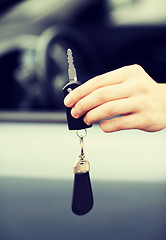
[76,129,87,138]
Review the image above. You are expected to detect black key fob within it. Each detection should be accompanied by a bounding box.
[63,81,92,130]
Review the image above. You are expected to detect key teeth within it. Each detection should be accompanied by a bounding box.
[67,48,74,65]
[67,48,77,81]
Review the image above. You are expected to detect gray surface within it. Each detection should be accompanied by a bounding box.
[0,177,166,240]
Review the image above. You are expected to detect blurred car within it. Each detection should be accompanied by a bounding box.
[0,0,166,111]
[0,1,166,240]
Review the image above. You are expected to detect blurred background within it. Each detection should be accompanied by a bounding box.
[1,0,166,114]
[1,1,166,240]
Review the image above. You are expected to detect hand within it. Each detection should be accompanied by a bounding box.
[64,64,166,133]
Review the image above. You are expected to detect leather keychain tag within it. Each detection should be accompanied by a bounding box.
[72,131,93,215]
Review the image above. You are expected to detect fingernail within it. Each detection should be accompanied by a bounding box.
[71,108,78,118]
[64,96,72,107]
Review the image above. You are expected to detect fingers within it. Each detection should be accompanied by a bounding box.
[64,65,137,108]
[71,81,136,119]
[100,114,140,133]
[83,97,139,125]
[63,64,158,133]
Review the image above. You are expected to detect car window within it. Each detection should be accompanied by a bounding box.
[109,0,166,25]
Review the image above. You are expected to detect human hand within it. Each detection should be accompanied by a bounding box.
[64,64,166,133]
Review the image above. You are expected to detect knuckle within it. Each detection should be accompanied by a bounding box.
[74,86,82,99]
[135,79,146,91]
[143,112,157,129]
[131,64,143,73]
[94,88,109,103]
[75,100,85,115]
[137,80,150,94]
[104,102,118,117]
[120,64,144,82]
[126,64,144,78]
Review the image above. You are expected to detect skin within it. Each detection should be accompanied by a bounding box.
[64,64,166,133]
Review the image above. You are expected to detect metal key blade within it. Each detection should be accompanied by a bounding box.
[67,48,77,82]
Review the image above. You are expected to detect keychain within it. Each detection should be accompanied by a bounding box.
[63,49,93,215]
[72,129,93,215]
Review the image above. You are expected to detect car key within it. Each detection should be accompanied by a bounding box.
[63,48,92,130]
[63,49,94,216]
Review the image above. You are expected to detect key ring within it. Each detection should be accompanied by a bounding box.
[76,129,87,138]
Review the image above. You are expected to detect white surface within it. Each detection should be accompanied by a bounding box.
[0,123,166,182]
